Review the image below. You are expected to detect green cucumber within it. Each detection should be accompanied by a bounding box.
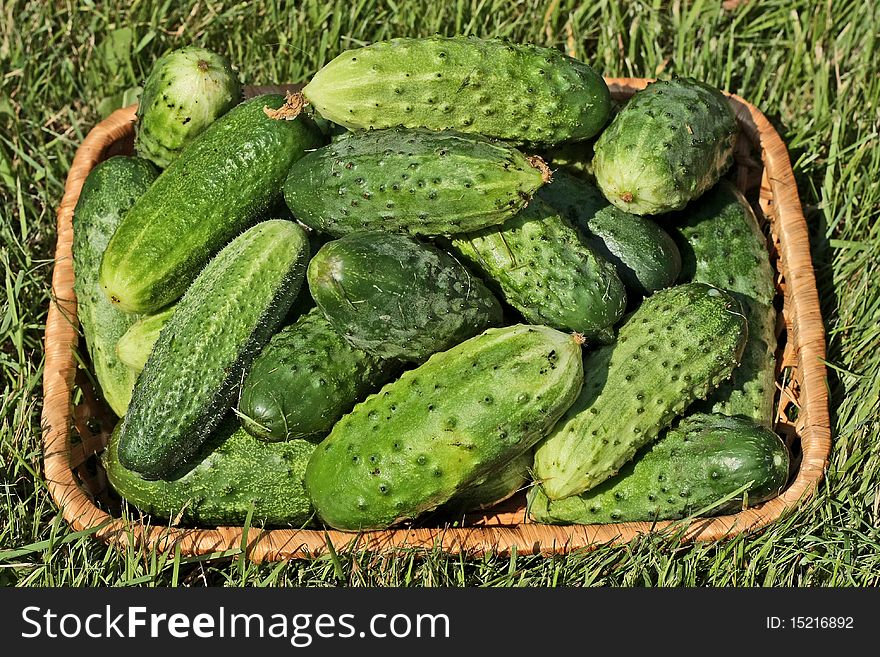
[533,283,747,500]
[105,420,315,527]
[672,183,777,424]
[307,231,503,362]
[447,197,626,342]
[283,128,548,237]
[538,169,682,296]
[528,413,789,524]
[73,155,159,416]
[305,324,585,531]
[592,77,737,215]
[444,449,532,514]
[238,308,398,441]
[100,94,323,314]
[136,46,242,169]
[117,220,309,480]
[297,36,611,146]
[115,306,174,373]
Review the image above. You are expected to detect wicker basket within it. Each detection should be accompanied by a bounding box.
[41,80,831,561]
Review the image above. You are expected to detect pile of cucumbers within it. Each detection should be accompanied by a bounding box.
[72,37,790,533]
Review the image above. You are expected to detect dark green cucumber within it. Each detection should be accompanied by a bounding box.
[73,156,159,416]
[528,413,790,524]
[117,220,309,479]
[592,77,737,215]
[305,324,584,531]
[542,139,597,181]
[539,168,682,296]
[299,36,611,147]
[307,231,503,362]
[533,283,747,500]
[448,197,626,342]
[115,306,174,373]
[672,182,777,424]
[444,449,532,514]
[284,128,548,237]
[105,420,315,527]
[238,307,398,441]
[136,46,242,169]
[100,94,323,314]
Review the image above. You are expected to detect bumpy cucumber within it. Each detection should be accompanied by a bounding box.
[528,413,789,524]
[305,324,585,531]
[105,420,315,527]
[592,77,737,215]
[117,220,309,480]
[136,46,242,169]
[284,128,548,237]
[448,198,626,342]
[238,308,397,441]
[100,94,323,314]
[444,449,532,514]
[539,169,681,296]
[299,36,611,146]
[533,283,747,500]
[307,231,503,361]
[673,183,777,424]
[73,156,159,416]
[115,306,174,373]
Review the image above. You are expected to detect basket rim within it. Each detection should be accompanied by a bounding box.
[40,78,831,560]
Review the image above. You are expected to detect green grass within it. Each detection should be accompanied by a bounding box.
[1,0,878,586]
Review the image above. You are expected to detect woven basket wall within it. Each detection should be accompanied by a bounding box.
[41,79,831,561]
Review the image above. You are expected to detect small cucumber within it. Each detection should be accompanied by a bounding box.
[72,155,159,416]
[238,308,398,441]
[672,182,777,424]
[100,94,323,314]
[528,413,790,524]
[115,306,174,373]
[284,128,548,237]
[305,324,585,531]
[298,36,611,146]
[592,77,737,215]
[447,197,626,342]
[538,169,681,297]
[117,220,309,480]
[105,419,315,527]
[136,46,242,169]
[307,231,503,362]
[532,283,747,500]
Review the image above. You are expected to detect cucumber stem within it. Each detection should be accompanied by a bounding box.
[264,90,306,120]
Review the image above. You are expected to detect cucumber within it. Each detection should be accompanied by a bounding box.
[105,419,315,527]
[538,169,682,296]
[117,220,309,480]
[295,36,611,146]
[307,231,503,362]
[115,306,174,373]
[532,283,747,500]
[136,46,242,169]
[100,94,323,314]
[672,183,777,424]
[528,413,790,524]
[238,308,398,441]
[72,155,159,416]
[447,197,626,342]
[305,324,585,531]
[592,77,737,215]
[283,128,548,238]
